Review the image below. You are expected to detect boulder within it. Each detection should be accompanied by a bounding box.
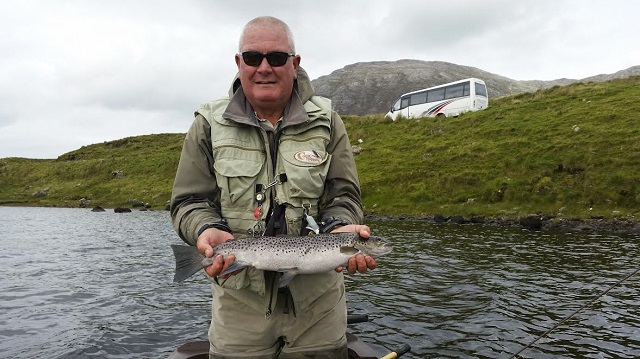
[520,215,542,230]
[32,187,49,198]
[79,197,90,208]
[449,215,466,224]
[433,214,447,223]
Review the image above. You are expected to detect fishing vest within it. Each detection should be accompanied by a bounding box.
[196,95,343,314]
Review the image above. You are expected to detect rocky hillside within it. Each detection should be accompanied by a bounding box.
[310,59,640,115]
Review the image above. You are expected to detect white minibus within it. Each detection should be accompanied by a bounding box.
[386,78,488,120]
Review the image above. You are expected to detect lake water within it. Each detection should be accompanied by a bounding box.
[0,207,638,358]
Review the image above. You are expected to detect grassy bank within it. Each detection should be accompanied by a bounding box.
[0,134,183,209]
[1,77,639,220]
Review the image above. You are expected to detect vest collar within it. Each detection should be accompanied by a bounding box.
[222,86,310,129]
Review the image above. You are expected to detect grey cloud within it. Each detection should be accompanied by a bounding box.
[0,0,638,158]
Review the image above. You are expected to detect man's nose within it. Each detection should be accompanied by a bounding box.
[256,57,273,72]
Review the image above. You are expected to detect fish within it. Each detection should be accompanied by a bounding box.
[171,232,392,287]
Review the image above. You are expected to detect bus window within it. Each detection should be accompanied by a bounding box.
[445,84,464,99]
[391,98,401,111]
[410,92,427,105]
[463,83,470,96]
[475,82,487,97]
[401,97,410,109]
[427,88,445,102]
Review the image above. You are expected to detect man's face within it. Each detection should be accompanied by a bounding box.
[235,25,300,115]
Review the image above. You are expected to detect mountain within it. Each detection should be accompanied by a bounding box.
[310,60,640,116]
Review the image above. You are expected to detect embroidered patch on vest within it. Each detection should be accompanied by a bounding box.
[293,150,323,164]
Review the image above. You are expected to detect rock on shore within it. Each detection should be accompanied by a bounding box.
[365,213,640,236]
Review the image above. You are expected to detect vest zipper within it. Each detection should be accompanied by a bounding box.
[213,144,264,153]
[279,134,329,143]
[265,272,277,318]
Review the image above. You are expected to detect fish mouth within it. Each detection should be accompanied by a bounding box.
[359,242,393,257]
[370,245,393,257]
[357,236,393,257]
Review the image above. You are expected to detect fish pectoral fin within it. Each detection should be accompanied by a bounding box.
[278,271,298,288]
[219,262,248,277]
[340,246,359,256]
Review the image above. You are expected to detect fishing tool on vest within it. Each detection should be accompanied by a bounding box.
[250,184,265,236]
[250,174,288,236]
[302,203,320,235]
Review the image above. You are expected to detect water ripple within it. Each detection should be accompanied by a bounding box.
[346,219,640,358]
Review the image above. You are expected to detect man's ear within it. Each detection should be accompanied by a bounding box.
[292,55,301,77]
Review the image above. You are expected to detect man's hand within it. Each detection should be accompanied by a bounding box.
[196,227,237,278]
[332,224,378,274]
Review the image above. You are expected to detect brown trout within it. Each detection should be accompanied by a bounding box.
[171,232,392,286]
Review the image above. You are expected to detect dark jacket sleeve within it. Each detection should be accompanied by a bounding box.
[318,111,364,225]
[170,114,225,245]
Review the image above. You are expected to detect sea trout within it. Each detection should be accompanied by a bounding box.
[171,232,392,286]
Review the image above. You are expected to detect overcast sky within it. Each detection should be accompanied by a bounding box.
[2,0,639,159]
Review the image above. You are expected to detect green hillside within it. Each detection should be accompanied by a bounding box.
[1,77,639,220]
[0,134,183,209]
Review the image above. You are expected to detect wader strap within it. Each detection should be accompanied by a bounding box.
[278,287,296,316]
[264,203,287,236]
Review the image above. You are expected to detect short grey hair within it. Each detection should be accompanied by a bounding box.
[238,16,296,53]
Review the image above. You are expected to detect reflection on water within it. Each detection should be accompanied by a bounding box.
[0,207,638,358]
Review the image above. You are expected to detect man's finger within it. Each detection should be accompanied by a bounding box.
[355,254,367,274]
[219,255,243,279]
[365,256,377,270]
[204,255,224,277]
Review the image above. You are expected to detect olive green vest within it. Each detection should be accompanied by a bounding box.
[196,95,343,315]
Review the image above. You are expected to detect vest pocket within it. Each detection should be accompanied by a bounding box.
[213,147,264,204]
[215,266,251,290]
[279,149,331,199]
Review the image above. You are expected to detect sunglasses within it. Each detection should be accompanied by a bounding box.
[240,51,295,67]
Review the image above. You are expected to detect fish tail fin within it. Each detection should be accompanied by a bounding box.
[171,244,204,282]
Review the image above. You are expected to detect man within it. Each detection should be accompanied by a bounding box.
[170,16,376,358]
